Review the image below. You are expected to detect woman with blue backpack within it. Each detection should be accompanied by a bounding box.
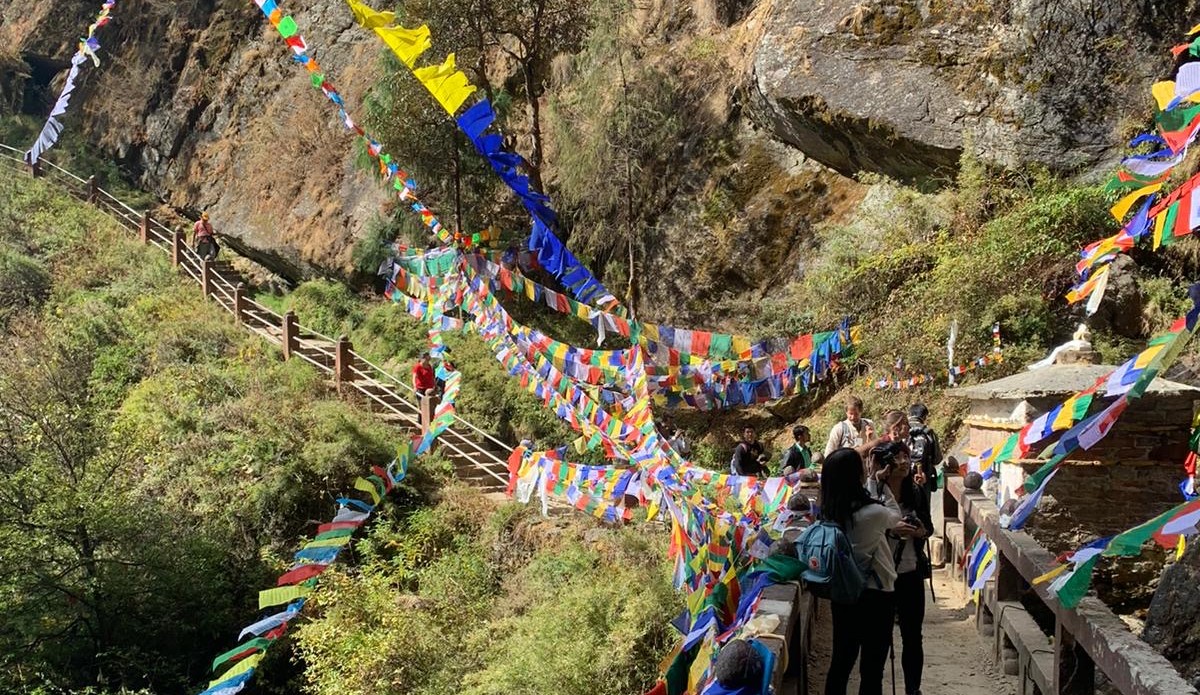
[814,447,916,695]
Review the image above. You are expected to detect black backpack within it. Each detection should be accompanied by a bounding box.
[910,425,939,491]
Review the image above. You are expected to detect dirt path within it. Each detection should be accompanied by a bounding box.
[807,572,1017,695]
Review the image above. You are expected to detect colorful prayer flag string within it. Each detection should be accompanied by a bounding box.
[25,1,117,165]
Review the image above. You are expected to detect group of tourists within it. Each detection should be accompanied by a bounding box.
[724,396,943,695]
[813,397,941,695]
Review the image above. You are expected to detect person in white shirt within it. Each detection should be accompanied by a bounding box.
[825,395,875,457]
[819,447,914,695]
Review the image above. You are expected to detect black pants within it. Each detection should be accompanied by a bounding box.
[825,589,895,695]
[196,238,218,261]
[895,571,926,694]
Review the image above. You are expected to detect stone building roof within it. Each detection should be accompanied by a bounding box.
[954,364,1200,400]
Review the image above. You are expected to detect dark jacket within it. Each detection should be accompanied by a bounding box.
[731,441,769,477]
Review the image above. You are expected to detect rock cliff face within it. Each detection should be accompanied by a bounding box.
[3,0,390,280]
[0,0,1187,290]
[750,0,1190,182]
[1145,541,1200,689]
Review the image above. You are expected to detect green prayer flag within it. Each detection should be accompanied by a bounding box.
[1164,202,1181,249]
[277,16,299,38]
[709,334,732,360]
[313,528,354,541]
[212,637,271,672]
[1023,453,1066,493]
[1104,502,1187,557]
[1056,555,1101,609]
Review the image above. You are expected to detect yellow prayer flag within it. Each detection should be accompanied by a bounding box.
[210,653,265,688]
[731,336,751,358]
[1189,22,1200,35]
[1033,563,1070,585]
[305,536,352,549]
[354,477,382,505]
[376,24,432,68]
[1152,81,1177,111]
[1051,396,1078,430]
[688,637,715,692]
[642,323,660,342]
[1178,535,1188,561]
[258,584,312,610]
[1153,208,1170,250]
[1134,343,1167,369]
[645,494,660,521]
[1110,182,1163,222]
[412,53,476,115]
[345,0,396,29]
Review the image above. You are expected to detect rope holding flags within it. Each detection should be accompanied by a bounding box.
[25,1,116,165]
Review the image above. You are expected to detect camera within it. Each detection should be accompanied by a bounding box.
[901,514,920,528]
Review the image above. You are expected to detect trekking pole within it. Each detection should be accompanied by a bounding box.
[889,632,897,695]
[926,539,937,603]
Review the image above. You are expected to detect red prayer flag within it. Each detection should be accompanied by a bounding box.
[316,521,361,535]
[790,334,814,361]
[692,331,712,356]
[277,563,328,586]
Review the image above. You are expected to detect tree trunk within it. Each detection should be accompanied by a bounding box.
[523,61,545,193]
[453,138,464,234]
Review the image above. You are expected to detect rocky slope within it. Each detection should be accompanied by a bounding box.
[2,0,1190,304]
[3,0,390,280]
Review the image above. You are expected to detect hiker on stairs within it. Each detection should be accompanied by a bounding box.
[193,211,219,261]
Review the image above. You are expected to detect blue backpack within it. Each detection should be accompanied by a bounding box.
[793,520,871,604]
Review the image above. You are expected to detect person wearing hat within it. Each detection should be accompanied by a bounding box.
[193,211,218,261]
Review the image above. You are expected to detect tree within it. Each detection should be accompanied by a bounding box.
[391,0,592,192]
[546,0,690,314]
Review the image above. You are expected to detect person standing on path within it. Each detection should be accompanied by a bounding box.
[826,396,875,457]
[907,403,942,494]
[820,447,911,695]
[867,441,933,695]
[193,212,219,261]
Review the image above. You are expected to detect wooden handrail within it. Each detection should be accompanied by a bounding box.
[945,477,1197,695]
[0,145,515,491]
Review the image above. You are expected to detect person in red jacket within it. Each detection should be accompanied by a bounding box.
[412,352,436,397]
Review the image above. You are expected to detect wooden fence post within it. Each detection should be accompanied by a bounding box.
[335,335,353,391]
[139,211,150,245]
[419,394,435,434]
[233,283,247,325]
[1054,621,1095,695]
[281,311,298,360]
[85,176,98,204]
[201,259,213,300]
[171,230,184,266]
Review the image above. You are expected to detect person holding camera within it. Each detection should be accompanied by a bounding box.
[820,448,912,695]
[867,440,933,695]
[731,426,770,477]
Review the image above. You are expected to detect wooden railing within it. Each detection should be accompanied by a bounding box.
[0,143,513,493]
[943,476,1197,695]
